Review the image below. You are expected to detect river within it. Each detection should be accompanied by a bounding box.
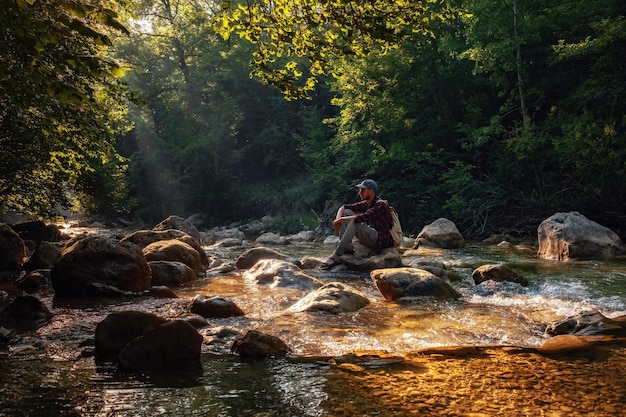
[1,233,625,416]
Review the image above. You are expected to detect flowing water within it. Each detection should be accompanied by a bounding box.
[1,236,625,416]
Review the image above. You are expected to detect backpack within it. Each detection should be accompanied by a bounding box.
[382,200,403,248]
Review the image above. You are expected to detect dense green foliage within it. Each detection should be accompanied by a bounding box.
[0,0,134,217]
[2,0,625,239]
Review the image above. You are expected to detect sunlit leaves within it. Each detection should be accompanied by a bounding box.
[0,0,133,216]
[214,0,459,98]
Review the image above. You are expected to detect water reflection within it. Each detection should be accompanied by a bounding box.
[2,239,626,415]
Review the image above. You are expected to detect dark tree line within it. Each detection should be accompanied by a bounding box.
[1,0,625,239]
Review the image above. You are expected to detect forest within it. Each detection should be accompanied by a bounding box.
[1,0,625,239]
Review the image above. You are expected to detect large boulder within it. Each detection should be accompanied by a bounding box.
[149,260,197,287]
[471,264,529,287]
[118,320,203,370]
[142,239,205,274]
[51,236,152,296]
[153,215,201,242]
[235,246,290,270]
[0,295,52,330]
[0,223,26,270]
[537,212,626,260]
[95,311,167,359]
[370,267,462,301]
[288,282,370,314]
[413,218,465,249]
[243,259,323,290]
[121,229,208,268]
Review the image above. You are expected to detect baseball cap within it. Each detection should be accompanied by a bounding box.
[355,179,378,193]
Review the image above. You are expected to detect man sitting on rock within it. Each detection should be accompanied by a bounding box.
[321,179,395,270]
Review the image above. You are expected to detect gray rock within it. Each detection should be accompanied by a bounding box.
[537,212,626,260]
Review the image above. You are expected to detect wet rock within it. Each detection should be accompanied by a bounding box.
[24,241,61,271]
[295,256,324,270]
[146,286,179,298]
[153,215,201,242]
[149,260,197,287]
[178,314,209,329]
[408,260,461,282]
[243,259,323,290]
[51,236,151,296]
[10,221,63,243]
[544,310,626,337]
[0,223,26,270]
[289,282,370,314]
[121,229,208,268]
[143,239,205,274]
[370,267,462,301]
[286,230,316,242]
[340,247,403,272]
[202,227,245,246]
[16,270,50,290]
[472,264,529,287]
[537,335,594,355]
[119,320,203,371]
[231,329,291,357]
[413,218,465,249]
[235,246,290,269]
[0,295,52,330]
[95,311,167,358]
[190,295,245,318]
[538,211,626,260]
[256,232,288,245]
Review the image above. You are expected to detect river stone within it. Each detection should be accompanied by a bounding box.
[142,239,204,274]
[235,246,290,269]
[408,260,461,282]
[243,259,323,290]
[537,335,594,355]
[25,241,62,271]
[537,211,626,260]
[121,229,208,268]
[289,282,370,314]
[0,223,26,270]
[256,232,288,245]
[0,295,52,330]
[340,247,403,272]
[51,235,152,296]
[119,320,203,370]
[149,260,197,287]
[370,267,462,301]
[10,220,63,244]
[544,310,626,337]
[95,311,168,358]
[413,218,465,249]
[190,294,245,318]
[153,215,201,242]
[471,264,529,287]
[231,329,291,357]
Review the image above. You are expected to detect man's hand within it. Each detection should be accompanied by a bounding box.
[333,215,356,232]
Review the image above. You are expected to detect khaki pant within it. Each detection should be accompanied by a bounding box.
[334,209,378,256]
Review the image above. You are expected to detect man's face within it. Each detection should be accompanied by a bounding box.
[359,188,374,202]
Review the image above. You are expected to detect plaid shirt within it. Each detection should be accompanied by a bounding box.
[344,198,395,250]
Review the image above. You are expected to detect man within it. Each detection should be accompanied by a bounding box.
[321,179,395,269]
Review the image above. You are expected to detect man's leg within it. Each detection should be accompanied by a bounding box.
[334,209,378,256]
[334,209,357,256]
